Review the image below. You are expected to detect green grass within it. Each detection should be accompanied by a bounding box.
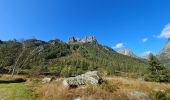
[0,83,35,100]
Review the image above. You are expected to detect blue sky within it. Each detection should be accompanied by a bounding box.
[0,0,170,55]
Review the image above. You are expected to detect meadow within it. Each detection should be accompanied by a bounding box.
[0,75,170,100]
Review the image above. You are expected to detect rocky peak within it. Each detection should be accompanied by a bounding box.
[82,36,97,43]
[142,52,154,60]
[157,38,170,64]
[68,36,97,44]
[118,49,138,58]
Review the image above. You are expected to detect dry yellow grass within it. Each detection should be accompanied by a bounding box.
[106,76,170,99]
[35,80,116,100]
[33,76,170,100]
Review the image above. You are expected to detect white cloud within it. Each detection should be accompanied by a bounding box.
[158,23,170,38]
[142,38,148,43]
[112,43,124,49]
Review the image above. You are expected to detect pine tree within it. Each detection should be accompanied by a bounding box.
[145,55,170,82]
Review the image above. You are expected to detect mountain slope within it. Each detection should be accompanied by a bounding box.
[157,38,170,65]
[0,38,149,76]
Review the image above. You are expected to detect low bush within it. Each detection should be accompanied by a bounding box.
[149,90,168,100]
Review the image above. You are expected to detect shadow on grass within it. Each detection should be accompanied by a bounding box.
[0,78,26,84]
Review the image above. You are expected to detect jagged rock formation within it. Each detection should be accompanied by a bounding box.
[63,71,103,87]
[142,52,154,60]
[68,36,97,44]
[118,49,138,58]
[157,38,170,64]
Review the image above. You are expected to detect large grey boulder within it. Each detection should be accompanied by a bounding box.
[63,71,102,87]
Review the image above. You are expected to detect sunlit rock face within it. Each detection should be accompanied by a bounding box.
[68,36,97,44]
[142,52,154,60]
[118,49,138,58]
[157,38,170,64]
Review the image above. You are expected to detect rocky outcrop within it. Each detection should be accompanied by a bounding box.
[157,38,170,64]
[118,49,138,58]
[63,71,102,87]
[142,52,154,60]
[68,36,97,44]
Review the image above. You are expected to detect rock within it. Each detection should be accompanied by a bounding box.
[74,97,82,100]
[42,77,55,84]
[55,78,62,82]
[142,52,154,60]
[118,48,138,58]
[157,38,170,64]
[68,36,97,44]
[127,91,150,100]
[68,37,77,43]
[81,36,97,43]
[63,71,102,87]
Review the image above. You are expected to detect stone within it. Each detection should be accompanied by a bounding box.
[157,38,170,64]
[127,91,150,100]
[63,71,102,87]
[69,37,77,43]
[68,36,98,44]
[81,36,97,43]
[74,97,82,100]
[118,49,138,58]
[42,77,55,84]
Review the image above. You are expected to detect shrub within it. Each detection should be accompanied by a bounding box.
[145,55,170,82]
[149,90,167,100]
[99,80,118,93]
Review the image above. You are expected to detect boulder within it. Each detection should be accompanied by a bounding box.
[63,71,102,87]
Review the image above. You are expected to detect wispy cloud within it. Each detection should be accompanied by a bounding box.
[112,43,124,49]
[142,38,148,43]
[157,23,170,38]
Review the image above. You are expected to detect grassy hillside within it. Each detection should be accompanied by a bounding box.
[0,38,148,77]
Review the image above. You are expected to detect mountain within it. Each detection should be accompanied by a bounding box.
[142,52,154,60]
[157,38,170,65]
[0,37,148,76]
[118,49,138,58]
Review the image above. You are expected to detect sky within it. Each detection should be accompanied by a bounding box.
[0,0,170,56]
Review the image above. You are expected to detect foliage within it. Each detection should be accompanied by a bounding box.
[145,55,170,82]
[149,90,168,100]
[100,80,118,92]
[0,38,149,77]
